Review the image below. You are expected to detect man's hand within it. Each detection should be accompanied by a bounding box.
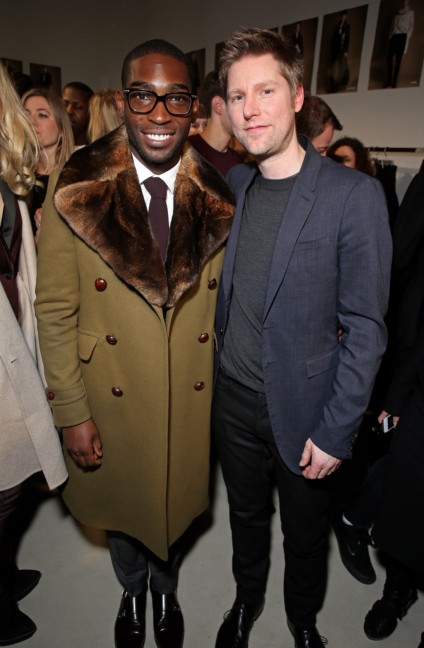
[62,419,103,468]
[377,410,399,427]
[299,438,342,480]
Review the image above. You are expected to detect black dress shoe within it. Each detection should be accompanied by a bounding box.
[0,593,37,646]
[114,590,146,648]
[288,621,327,647]
[151,590,184,648]
[215,599,264,648]
[333,514,376,584]
[418,631,424,648]
[13,569,42,602]
[364,583,417,640]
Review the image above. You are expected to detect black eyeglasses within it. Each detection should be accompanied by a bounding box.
[123,89,196,116]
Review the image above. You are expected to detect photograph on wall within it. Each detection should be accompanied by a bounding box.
[30,63,62,95]
[186,48,205,95]
[316,5,368,94]
[369,0,424,90]
[281,18,318,95]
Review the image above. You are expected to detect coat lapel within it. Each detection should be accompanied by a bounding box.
[54,126,234,308]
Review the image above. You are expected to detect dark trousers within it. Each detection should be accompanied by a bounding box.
[107,531,181,597]
[387,33,407,87]
[0,485,22,597]
[212,369,331,627]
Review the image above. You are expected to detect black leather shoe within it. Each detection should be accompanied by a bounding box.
[114,590,146,648]
[364,583,417,640]
[0,593,37,646]
[418,631,424,648]
[333,514,376,584]
[215,599,264,648]
[13,569,42,602]
[288,621,327,647]
[151,590,184,648]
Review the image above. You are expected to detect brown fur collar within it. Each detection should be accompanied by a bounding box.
[54,125,235,307]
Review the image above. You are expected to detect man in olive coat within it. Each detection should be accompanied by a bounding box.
[35,40,234,648]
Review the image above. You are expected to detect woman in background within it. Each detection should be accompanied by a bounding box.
[328,136,375,176]
[87,88,122,143]
[0,63,67,646]
[22,88,74,235]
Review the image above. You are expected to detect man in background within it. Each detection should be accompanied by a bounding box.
[189,70,243,176]
[296,95,342,155]
[62,81,93,147]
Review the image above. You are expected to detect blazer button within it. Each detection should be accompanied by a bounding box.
[95,278,107,291]
[46,391,55,400]
[106,334,117,345]
[198,332,209,343]
[111,387,123,397]
[208,278,217,290]
[219,328,224,335]
[193,381,205,391]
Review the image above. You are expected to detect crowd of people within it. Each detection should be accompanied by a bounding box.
[0,26,423,648]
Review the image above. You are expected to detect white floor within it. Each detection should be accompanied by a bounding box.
[16,465,422,648]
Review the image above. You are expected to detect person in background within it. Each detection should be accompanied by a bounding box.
[296,95,342,155]
[386,0,414,88]
[62,81,93,147]
[87,88,123,143]
[212,28,391,648]
[188,102,207,137]
[327,136,375,176]
[35,39,234,648]
[189,71,243,177]
[22,88,74,235]
[0,62,67,647]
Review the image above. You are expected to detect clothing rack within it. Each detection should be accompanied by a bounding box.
[367,147,423,154]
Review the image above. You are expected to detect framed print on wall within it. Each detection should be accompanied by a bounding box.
[281,18,318,95]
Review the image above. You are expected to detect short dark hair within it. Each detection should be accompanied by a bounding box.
[295,95,342,139]
[63,81,94,101]
[121,39,196,91]
[199,71,225,117]
[219,28,303,97]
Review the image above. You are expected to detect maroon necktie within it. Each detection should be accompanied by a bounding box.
[144,177,169,260]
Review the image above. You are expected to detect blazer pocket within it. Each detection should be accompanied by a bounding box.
[294,235,330,253]
[77,330,101,362]
[306,347,338,378]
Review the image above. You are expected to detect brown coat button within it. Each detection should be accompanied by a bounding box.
[106,335,117,345]
[198,332,209,343]
[111,387,123,397]
[208,278,217,290]
[46,391,55,400]
[95,278,107,291]
[193,381,205,391]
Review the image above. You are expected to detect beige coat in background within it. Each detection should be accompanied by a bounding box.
[0,200,67,491]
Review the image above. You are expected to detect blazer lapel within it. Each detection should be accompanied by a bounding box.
[221,166,258,305]
[262,141,322,322]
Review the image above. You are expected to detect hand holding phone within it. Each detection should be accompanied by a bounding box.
[381,414,395,433]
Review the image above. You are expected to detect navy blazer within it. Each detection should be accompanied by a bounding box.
[215,139,392,474]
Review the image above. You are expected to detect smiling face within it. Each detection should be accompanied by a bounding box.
[117,53,197,174]
[226,53,303,174]
[24,95,60,150]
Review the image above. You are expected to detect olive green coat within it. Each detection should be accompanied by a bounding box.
[35,126,234,559]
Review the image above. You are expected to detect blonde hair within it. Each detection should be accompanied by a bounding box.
[22,87,75,171]
[88,89,122,143]
[0,63,39,196]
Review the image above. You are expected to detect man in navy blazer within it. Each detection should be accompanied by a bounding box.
[212,28,392,648]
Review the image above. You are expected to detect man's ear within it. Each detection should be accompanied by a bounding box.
[211,95,225,116]
[116,91,125,119]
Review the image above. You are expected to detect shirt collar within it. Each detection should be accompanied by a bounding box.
[132,154,180,194]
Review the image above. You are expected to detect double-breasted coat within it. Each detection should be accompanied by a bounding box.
[35,126,234,559]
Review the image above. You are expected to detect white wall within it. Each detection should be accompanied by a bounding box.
[3,0,423,194]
